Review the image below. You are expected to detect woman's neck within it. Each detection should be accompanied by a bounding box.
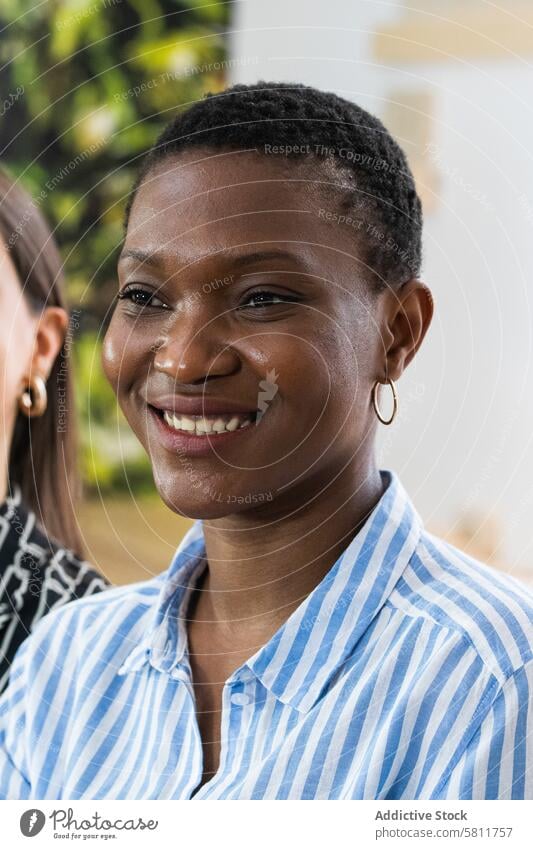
[194,460,385,644]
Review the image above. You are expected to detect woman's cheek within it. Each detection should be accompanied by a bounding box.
[101,325,122,393]
[101,318,151,394]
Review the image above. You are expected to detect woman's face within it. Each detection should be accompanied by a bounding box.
[103,150,417,518]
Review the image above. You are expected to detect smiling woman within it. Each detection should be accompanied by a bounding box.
[0,82,532,801]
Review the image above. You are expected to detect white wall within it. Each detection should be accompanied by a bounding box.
[230,0,533,573]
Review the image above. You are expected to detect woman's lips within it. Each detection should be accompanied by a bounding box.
[147,405,260,457]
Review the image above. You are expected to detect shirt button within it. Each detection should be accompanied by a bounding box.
[169,667,187,681]
[230,692,252,706]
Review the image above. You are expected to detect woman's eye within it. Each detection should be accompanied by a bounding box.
[117,287,168,309]
[238,290,300,309]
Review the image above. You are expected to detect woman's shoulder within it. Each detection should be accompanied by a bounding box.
[31,573,163,629]
[0,492,115,693]
[417,528,533,609]
[34,542,110,598]
[393,526,533,681]
[0,491,109,599]
[10,572,165,678]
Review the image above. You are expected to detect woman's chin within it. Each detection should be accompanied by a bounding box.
[153,476,275,520]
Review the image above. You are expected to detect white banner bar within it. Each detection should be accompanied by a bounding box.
[1,799,531,848]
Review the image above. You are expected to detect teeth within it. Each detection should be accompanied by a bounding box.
[196,417,213,434]
[178,415,195,432]
[162,410,255,436]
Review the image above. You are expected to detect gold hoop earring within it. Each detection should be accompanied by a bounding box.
[372,378,398,425]
[18,374,48,418]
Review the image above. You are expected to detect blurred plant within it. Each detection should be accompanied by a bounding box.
[0,0,230,492]
[74,332,155,494]
[0,0,229,319]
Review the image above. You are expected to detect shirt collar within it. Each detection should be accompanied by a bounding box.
[117,524,207,677]
[118,469,422,713]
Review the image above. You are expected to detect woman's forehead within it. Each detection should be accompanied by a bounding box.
[125,150,364,272]
[131,148,348,217]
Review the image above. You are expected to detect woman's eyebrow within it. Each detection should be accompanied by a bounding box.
[118,248,158,266]
[118,247,308,271]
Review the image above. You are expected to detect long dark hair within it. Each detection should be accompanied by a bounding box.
[0,167,83,555]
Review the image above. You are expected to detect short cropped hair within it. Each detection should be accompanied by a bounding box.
[125,81,423,289]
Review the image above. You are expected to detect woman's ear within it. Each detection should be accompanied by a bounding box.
[383,279,434,379]
[26,306,69,380]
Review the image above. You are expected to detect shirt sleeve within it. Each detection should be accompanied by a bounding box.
[0,600,70,801]
[432,660,533,799]
[0,637,33,799]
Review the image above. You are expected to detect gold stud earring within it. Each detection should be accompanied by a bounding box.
[18,374,48,418]
[372,378,398,425]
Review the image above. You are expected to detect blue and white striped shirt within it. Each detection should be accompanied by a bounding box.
[0,469,532,799]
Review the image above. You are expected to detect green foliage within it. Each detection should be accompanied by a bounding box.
[74,332,154,493]
[0,0,230,319]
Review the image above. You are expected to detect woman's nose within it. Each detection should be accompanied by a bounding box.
[152,315,240,384]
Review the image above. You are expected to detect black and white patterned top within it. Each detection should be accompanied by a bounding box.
[0,486,109,694]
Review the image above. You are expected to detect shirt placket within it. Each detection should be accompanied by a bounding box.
[190,667,255,799]
[163,662,205,799]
